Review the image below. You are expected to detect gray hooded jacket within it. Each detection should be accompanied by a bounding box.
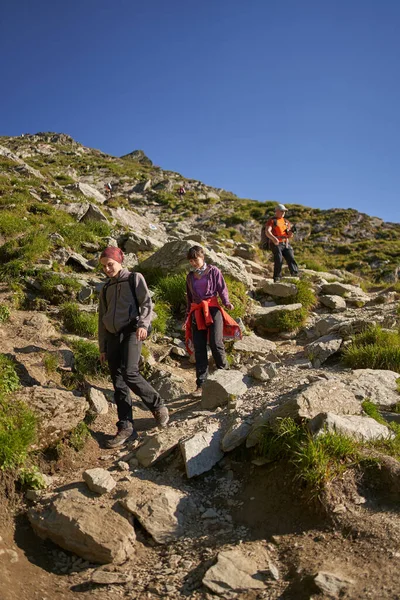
[98,269,152,352]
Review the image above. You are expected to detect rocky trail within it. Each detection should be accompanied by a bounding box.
[1,276,400,600]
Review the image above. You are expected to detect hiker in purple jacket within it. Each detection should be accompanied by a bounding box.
[98,246,169,448]
[184,246,241,397]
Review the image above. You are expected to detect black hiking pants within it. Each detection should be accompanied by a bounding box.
[192,306,228,388]
[105,330,163,430]
[271,242,299,280]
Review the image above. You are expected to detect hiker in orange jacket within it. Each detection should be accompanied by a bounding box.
[265,203,299,282]
[184,245,241,396]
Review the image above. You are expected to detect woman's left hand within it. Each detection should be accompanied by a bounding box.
[225,302,234,310]
[136,327,148,341]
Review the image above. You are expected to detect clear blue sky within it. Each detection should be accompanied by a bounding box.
[1,0,399,222]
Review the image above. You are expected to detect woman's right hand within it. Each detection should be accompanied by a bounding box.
[100,352,107,366]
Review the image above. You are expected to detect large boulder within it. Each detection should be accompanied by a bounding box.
[272,379,362,421]
[252,303,303,334]
[305,334,342,367]
[67,182,106,204]
[139,239,252,286]
[121,480,194,544]
[108,208,167,244]
[122,231,163,253]
[320,282,369,305]
[201,370,249,410]
[203,547,268,597]
[260,281,298,297]
[180,421,224,478]
[15,386,88,448]
[233,334,277,358]
[309,412,394,441]
[348,369,400,407]
[79,203,108,223]
[29,489,136,564]
[246,378,362,448]
[319,295,347,312]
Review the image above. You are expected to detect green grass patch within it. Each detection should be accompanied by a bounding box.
[258,417,360,497]
[154,273,187,313]
[36,272,81,305]
[0,304,11,323]
[361,400,400,460]
[224,276,249,320]
[18,466,46,490]
[0,354,20,394]
[43,352,59,374]
[274,279,317,311]
[61,303,98,338]
[342,325,400,372]
[152,301,172,335]
[0,395,37,470]
[69,422,90,452]
[68,339,105,378]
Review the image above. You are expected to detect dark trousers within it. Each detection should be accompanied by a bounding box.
[192,306,228,388]
[271,243,299,280]
[106,331,163,430]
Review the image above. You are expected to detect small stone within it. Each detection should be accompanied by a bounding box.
[83,468,116,494]
[201,508,219,519]
[117,461,130,471]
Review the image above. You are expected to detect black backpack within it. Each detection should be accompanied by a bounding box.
[102,272,152,335]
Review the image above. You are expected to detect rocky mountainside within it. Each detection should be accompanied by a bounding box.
[0,132,400,600]
[0,131,399,283]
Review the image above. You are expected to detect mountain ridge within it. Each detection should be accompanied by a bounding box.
[0,131,399,283]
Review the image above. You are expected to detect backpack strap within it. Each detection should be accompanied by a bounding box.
[128,272,140,315]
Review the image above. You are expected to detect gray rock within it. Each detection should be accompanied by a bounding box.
[203,548,266,597]
[252,303,303,334]
[314,571,354,597]
[201,370,248,410]
[250,362,278,382]
[246,379,362,448]
[180,421,224,478]
[309,412,394,441]
[273,379,362,421]
[149,371,186,400]
[78,286,93,302]
[83,468,116,495]
[136,427,188,467]
[348,369,400,407]
[221,420,252,452]
[91,570,133,585]
[0,145,44,179]
[306,334,342,367]
[79,203,108,223]
[14,386,88,449]
[28,489,135,564]
[171,346,187,357]
[72,182,106,204]
[66,251,95,272]
[123,231,163,253]
[88,387,108,415]
[121,480,194,543]
[320,282,368,304]
[261,281,298,297]
[319,295,347,311]
[233,334,277,357]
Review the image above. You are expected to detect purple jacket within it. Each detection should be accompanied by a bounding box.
[186,265,230,315]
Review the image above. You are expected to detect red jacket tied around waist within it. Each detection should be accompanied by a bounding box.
[185,296,242,354]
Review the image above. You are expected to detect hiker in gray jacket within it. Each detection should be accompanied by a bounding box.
[98,246,169,448]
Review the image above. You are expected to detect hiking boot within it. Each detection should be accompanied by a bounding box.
[273,277,281,283]
[192,387,202,398]
[153,405,169,428]
[105,425,138,449]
